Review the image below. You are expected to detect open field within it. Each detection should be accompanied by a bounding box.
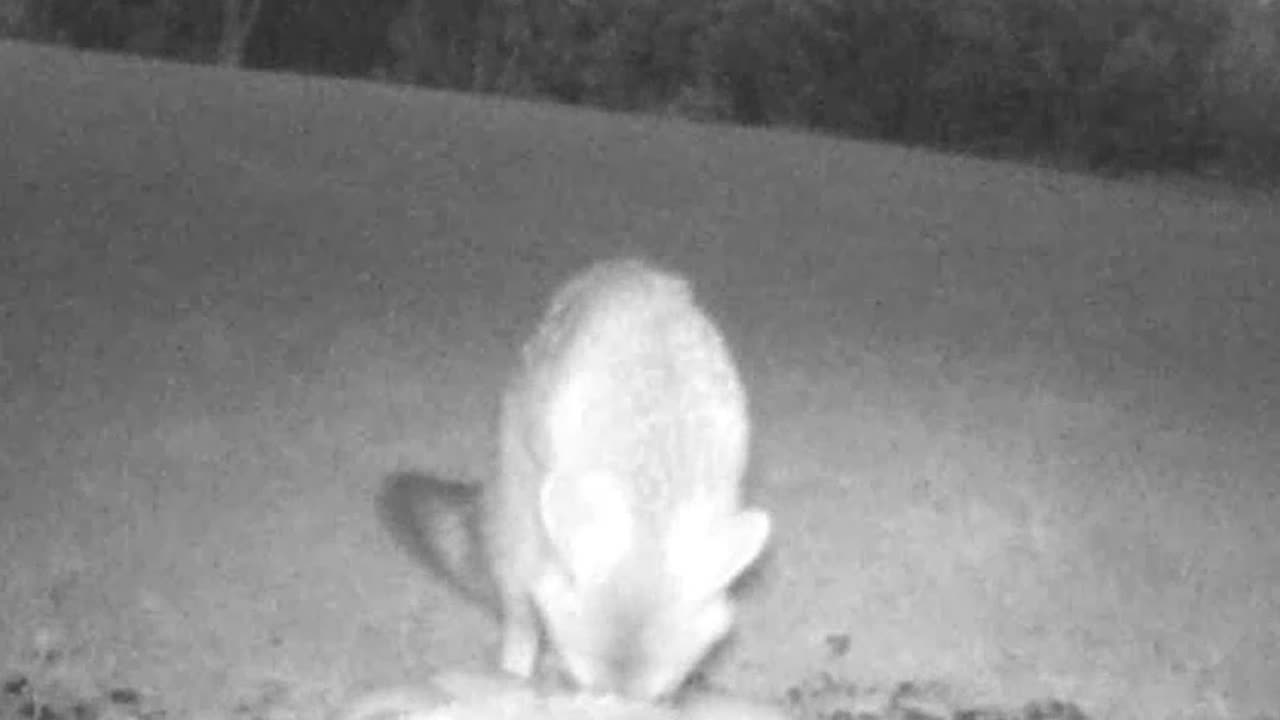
[1,41,1278,720]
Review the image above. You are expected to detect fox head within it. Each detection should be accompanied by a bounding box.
[531,469,771,700]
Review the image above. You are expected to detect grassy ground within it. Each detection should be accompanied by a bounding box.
[1,41,1277,720]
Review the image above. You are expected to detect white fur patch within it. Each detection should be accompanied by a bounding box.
[540,469,635,586]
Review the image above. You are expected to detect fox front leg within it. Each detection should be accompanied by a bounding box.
[498,589,542,680]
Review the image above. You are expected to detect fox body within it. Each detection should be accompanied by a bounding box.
[486,259,771,700]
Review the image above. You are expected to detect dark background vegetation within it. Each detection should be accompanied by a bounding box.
[4,0,1279,184]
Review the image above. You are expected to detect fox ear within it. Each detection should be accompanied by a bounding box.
[540,470,634,586]
[672,508,771,598]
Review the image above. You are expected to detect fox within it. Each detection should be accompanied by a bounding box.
[486,258,773,700]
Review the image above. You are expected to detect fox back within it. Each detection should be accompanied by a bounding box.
[486,259,771,700]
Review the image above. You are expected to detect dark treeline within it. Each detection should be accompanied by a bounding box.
[5,0,1280,184]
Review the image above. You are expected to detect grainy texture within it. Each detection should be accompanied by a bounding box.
[1,40,1277,720]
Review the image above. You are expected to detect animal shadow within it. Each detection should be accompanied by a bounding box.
[377,469,498,614]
